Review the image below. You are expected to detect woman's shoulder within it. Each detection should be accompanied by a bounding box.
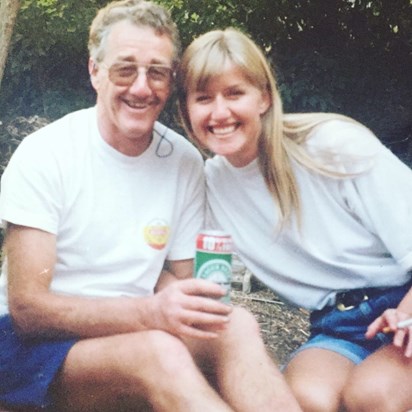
[305,119,381,156]
[205,155,228,178]
[303,119,383,174]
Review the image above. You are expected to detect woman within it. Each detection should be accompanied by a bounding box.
[177,28,412,412]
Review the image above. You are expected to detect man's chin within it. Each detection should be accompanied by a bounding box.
[121,116,156,136]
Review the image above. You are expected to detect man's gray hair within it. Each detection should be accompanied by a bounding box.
[88,0,181,65]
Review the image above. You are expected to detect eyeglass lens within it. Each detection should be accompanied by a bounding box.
[108,63,173,87]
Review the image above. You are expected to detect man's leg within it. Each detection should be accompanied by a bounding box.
[52,330,233,412]
[284,348,354,412]
[343,344,412,412]
[188,307,302,412]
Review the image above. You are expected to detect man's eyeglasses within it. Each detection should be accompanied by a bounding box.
[101,61,174,88]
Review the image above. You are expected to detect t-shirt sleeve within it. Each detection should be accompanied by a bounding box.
[166,152,205,260]
[342,145,412,271]
[0,133,61,234]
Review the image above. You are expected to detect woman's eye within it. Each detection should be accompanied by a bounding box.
[195,95,210,102]
[228,89,244,97]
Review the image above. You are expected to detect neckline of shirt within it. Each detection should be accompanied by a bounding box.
[90,109,160,167]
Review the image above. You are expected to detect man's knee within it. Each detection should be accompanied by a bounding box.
[65,330,195,385]
[129,330,196,376]
[226,306,260,338]
[55,331,208,411]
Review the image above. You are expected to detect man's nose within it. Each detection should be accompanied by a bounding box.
[128,68,152,96]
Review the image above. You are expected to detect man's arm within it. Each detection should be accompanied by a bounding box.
[6,224,230,340]
[155,258,194,292]
[6,223,155,338]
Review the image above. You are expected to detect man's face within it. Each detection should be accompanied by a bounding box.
[90,21,174,156]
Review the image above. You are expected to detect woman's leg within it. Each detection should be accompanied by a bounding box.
[284,348,355,412]
[343,344,412,412]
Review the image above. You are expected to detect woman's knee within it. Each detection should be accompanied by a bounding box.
[343,372,397,412]
[288,379,340,412]
[284,349,352,412]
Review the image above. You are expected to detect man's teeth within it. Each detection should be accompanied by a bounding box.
[127,101,149,109]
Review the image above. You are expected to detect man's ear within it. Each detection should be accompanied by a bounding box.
[89,58,99,91]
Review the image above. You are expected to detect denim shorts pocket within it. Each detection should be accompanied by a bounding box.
[309,280,411,348]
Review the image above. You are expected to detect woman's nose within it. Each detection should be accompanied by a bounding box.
[211,96,230,119]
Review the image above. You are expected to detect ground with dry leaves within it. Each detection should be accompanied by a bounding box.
[231,284,310,366]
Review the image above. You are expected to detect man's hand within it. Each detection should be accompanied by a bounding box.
[149,278,232,339]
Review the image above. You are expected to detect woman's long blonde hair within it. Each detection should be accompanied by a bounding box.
[177,28,370,227]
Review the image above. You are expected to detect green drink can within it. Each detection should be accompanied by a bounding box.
[194,230,233,303]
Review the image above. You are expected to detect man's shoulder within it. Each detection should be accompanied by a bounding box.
[19,107,94,147]
[6,108,95,173]
[153,121,202,161]
[15,107,95,155]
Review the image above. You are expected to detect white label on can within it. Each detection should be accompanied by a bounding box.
[197,259,231,302]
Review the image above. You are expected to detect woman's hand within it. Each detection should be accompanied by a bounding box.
[366,308,412,357]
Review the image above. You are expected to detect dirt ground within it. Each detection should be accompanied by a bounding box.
[231,283,310,366]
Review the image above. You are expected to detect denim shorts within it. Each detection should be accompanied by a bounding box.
[0,315,77,410]
[291,280,412,364]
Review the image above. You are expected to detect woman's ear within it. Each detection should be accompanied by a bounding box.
[259,89,271,115]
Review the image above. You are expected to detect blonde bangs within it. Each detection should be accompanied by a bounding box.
[192,49,229,92]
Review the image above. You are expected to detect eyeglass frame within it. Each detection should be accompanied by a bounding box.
[98,60,175,88]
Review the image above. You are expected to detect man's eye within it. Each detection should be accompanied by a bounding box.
[148,66,170,80]
[115,65,136,78]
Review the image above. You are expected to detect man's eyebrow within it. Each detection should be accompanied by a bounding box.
[115,56,171,65]
[114,56,135,63]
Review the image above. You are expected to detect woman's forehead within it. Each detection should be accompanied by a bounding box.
[189,57,235,87]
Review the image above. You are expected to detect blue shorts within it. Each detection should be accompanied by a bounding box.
[0,315,77,410]
[291,280,412,364]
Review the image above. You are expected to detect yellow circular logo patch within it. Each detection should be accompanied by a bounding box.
[144,219,170,250]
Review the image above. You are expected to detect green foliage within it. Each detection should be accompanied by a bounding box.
[1,0,100,118]
[162,0,246,47]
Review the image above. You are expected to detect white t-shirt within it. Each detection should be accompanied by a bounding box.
[206,120,412,310]
[0,107,205,315]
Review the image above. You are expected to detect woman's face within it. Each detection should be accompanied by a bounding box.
[186,62,270,167]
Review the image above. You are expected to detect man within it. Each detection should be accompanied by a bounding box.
[0,1,301,411]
